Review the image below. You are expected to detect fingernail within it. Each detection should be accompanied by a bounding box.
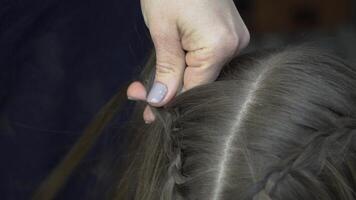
[147,82,167,104]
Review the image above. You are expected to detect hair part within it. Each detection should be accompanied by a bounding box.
[34,45,356,200]
[117,45,356,200]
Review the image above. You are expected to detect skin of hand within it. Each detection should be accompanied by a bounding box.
[127,0,250,123]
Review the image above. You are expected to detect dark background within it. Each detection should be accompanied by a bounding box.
[0,0,355,199]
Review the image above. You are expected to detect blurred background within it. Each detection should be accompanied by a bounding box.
[0,0,355,199]
[240,0,356,63]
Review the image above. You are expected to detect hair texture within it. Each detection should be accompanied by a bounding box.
[115,46,356,200]
[33,45,356,200]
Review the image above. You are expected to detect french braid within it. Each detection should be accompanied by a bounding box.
[151,107,187,200]
[250,118,356,200]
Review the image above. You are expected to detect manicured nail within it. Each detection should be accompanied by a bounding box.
[147,82,167,104]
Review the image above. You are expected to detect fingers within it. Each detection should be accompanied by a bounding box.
[146,23,186,107]
[127,81,147,101]
[143,106,155,123]
[183,32,241,91]
[127,28,249,124]
[127,81,156,123]
[131,0,251,124]
[127,23,186,124]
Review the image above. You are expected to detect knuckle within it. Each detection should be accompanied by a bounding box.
[238,27,251,50]
[210,29,240,53]
[155,62,177,75]
[224,34,240,51]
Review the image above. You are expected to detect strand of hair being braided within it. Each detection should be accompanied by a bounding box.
[249,117,356,200]
[150,106,187,200]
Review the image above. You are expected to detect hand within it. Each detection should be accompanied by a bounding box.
[127,0,250,123]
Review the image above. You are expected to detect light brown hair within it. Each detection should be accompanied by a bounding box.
[34,46,356,200]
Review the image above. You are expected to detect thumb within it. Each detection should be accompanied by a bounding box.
[147,26,186,107]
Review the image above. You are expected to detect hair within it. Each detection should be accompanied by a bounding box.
[33,45,356,200]
[114,45,356,200]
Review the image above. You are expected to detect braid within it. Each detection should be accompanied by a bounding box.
[151,106,187,200]
[250,117,356,200]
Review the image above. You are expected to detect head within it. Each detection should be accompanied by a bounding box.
[116,45,356,200]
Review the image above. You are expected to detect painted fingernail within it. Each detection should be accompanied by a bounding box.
[147,82,167,104]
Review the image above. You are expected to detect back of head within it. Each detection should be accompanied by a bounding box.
[117,46,356,200]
